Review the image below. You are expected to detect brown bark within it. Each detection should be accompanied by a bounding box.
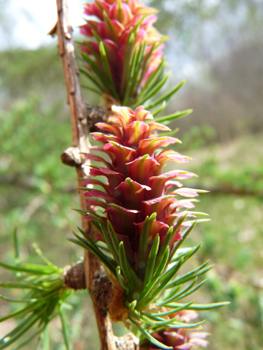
[55,1,116,349]
[55,1,138,349]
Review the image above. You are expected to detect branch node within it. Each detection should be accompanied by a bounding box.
[63,261,86,290]
[56,1,137,349]
[115,333,140,350]
[91,275,113,313]
[61,147,82,167]
[85,104,109,131]
[65,30,72,40]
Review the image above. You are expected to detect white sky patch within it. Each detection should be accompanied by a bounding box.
[203,0,220,7]
[1,0,85,50]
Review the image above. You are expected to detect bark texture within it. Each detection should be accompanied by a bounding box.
[55,1,139,349]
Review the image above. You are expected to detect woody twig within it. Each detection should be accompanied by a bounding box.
[55,1,138,349]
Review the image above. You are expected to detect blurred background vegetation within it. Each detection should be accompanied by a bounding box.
[0,0,262,349]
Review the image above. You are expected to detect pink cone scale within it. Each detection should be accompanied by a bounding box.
[83,106,201,289]
[80,0,166,103]
[144,310,209,350]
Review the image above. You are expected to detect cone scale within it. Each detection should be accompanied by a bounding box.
[83,106,202,300]
[81,0,166,105]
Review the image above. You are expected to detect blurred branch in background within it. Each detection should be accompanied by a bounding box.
[147,0,263,143]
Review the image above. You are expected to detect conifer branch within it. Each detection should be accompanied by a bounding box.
[55,1,138,349]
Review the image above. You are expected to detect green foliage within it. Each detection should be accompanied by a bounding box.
[1,94,262,348]
[178,134,263,195]
[188,193,263,350]
[0,98,81,255]
[71,220,228,346]
[177,124,216,151]
[0,47,64,100]
[0,98,69,182]
[0,231,73,350]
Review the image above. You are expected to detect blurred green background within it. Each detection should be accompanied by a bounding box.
[0,0,263,349]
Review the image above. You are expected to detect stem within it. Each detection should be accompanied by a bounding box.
[55,2,139,349]
[55,1,116,349]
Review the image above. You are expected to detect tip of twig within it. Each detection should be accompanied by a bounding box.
[48,22,58,37]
